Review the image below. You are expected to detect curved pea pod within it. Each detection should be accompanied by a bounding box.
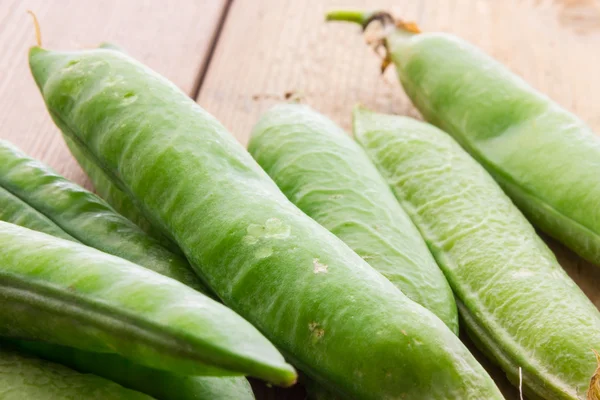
[0,139,205,294]
[248,103,457,333]
[0,142,254,397]
[10,340,255,400]
[0,221,296,385]
[30,45,503,399]
[328,10,600,266]
[0,345,151,400]
[353,107,600,400]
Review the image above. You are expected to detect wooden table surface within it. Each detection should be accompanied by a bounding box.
[2,0,600,399]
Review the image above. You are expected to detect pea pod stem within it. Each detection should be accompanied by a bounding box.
[26,10,42,47]
[326,9,419,73]
[325,10,374,27]
[326,9,420,34]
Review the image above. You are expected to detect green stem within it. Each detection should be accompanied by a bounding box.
[325,10,373,26]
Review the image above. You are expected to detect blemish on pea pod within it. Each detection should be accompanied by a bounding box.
[0,345,151,400]
[0,139,206,294]
[248,103,457,333]
[328,10,600,267]
[30,46,503,399]
[353,107,600,400]
[8,340,255,400]
[0,221,296,386]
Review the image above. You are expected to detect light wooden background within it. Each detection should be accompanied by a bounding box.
[2,0,600,399]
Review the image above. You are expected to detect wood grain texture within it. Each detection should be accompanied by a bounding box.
[0,0,228,185]
[198,0,600,398]
[3,0,600,398]
[197,0,600,140]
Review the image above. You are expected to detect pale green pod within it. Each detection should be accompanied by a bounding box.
[327,9,600,266]
[248,103,457,333]
[0,220,296,385]
[354,107,600,400]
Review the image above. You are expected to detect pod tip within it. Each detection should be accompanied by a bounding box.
[26,10,42,47]
[272,363,298,388]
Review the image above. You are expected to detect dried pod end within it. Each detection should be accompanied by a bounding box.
[587,350,600,400]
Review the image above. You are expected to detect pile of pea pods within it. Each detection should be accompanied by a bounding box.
[3,9,600,400]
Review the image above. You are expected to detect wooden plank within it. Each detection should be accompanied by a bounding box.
[0,0,228,185]
[198,0,600,398]
[198,0,600,141]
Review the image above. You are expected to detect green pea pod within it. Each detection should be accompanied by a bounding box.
[10,340,255,400]
[248,103,458,333]
[65,135,175,248]
[353,107,600,400]
[56,143,255,400]
[0,220,296,385]
[0,345,152,400]
[64,41,179,249]
[0,141,256,398]
[0,139,206,294]
[0,142,254,397]
[0,185,75,241]
[327,10,600,266]
[29,45,503,399]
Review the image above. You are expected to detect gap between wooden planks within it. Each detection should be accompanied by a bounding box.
[0,0,228,186]
[197,0,600,399]
[1,0,600,398]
